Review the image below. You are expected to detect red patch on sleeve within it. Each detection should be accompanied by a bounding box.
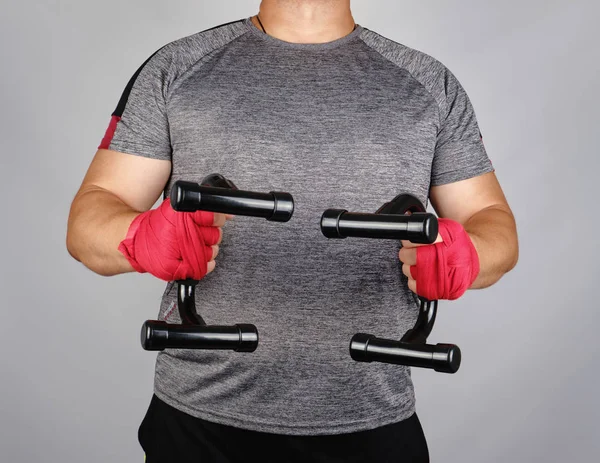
[98,115,121,150]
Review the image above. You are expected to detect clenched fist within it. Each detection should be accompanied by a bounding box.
[398,218,480,300]
[118,197,233,281]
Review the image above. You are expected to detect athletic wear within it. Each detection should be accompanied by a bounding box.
[118,198,219,281]
[101,17,493,435]
[138,394,429,463]
[412,218,480,300]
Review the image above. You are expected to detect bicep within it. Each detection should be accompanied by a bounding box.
[76,149,171,212]
[429,171,512,223]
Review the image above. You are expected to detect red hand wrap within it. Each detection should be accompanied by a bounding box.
[410,218,480,300]
[118,198,220,282]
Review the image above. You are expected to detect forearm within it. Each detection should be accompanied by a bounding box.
[66,187,140,276]
[464,205,519,289]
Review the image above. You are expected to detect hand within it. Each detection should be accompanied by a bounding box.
[204,212,234,275]
[398,234,443,295]
[118,198,234,281]
[398,218,480,300]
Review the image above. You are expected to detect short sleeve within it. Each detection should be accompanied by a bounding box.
[430,69,494,186]
[98,46,173,160]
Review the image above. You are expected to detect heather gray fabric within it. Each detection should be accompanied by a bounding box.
[109,17,493,435]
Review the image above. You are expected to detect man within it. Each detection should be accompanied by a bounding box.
[66,0,519,461]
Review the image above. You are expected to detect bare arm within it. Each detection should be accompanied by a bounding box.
[429,172,519,289]
[66,149,171,276]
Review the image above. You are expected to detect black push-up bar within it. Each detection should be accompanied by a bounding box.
[141,174,294,352]
[321,194,461,374]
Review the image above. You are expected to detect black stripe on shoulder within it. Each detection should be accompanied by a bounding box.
[112,19,244,118]
[112,46,167,117]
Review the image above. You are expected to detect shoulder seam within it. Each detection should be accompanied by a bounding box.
[165,29,251,101]
[358,32,443,129]
[111,46,168,117]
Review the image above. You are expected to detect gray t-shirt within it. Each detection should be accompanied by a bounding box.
[104,17,494,435]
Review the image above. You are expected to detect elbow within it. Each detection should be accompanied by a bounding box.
[65,236,116,278]
[509,247,519,272]
[504,234,520,274]
[66,202,81,262]
[500,211,519,274]
[66,226,81,263]
[66,197,124,278]
[66,228,122,278]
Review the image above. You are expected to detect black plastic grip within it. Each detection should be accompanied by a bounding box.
[321,210,438,244]
[141,321,259,352]
[321,193,461,374]
[350,333,461,374]
[170,180,294,222]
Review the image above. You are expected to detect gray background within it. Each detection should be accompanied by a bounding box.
[1,0,598,461]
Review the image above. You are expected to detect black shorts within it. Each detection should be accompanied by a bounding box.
[138,394,429,463]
